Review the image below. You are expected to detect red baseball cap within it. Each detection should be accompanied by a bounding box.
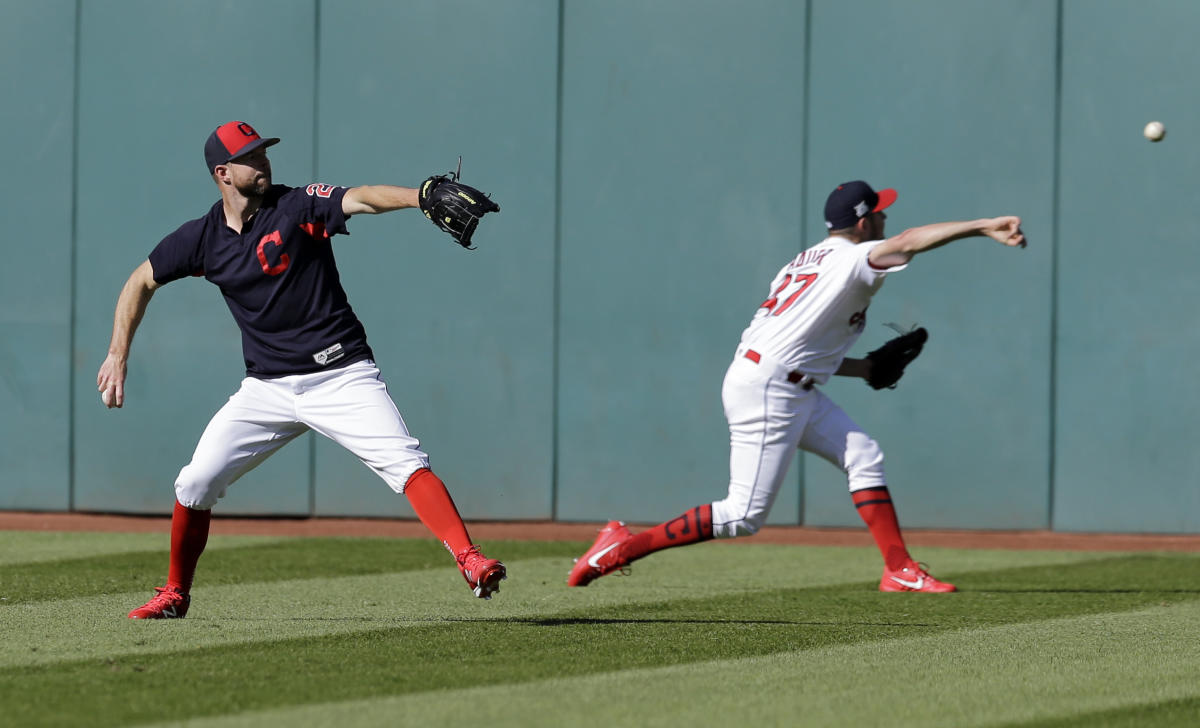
[824,180,897,229]
[204,121,280,172]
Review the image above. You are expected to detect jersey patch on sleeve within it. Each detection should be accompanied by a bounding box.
[305,183,336,198]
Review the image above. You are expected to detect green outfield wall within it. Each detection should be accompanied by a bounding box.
[1,0,1196,533]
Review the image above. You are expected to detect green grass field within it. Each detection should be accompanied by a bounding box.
[1,530,1198,727]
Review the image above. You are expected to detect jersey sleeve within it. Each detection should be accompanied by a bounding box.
[280,183,351,239]
[856,239,908,282]
[147,217,207,284]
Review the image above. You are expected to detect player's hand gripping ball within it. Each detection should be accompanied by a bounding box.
[418,157,500,249]
[864,327,928,390]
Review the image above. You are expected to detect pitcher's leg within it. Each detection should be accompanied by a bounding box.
[570,367,811,587]
[166,500,211,594]
[131,378,305,618]
[711,372,807,538]
[302,362,505,599]
[299,362,430,492]
[175,379,309,509]
[404,469,471,554]
[798,392,909,565]
[798,393,954,592]
[568,505,714,587]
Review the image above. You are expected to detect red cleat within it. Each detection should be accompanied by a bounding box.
[567,520,634,587]
[879,562,956,593]
[456,545,506,599]
[128,585,191,619]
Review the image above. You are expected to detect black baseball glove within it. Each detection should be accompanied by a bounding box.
[418,157,500,249]
[864,327,928,390]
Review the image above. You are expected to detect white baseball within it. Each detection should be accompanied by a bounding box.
[1143,121,1166,142]
[101,389,113,407]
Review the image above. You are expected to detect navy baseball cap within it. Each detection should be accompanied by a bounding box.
[824,180,897,229]
[204,121,280,172]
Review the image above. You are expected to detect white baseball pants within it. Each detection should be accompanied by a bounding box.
[710,346,887,538]
[174,359,429,509]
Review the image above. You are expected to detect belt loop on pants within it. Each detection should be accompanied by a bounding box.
[742,348,814,390]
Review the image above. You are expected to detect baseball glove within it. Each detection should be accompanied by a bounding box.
[418,157,500,249]
[864,327,928,390]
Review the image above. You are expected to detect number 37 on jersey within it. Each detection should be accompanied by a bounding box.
[757,273,817,318]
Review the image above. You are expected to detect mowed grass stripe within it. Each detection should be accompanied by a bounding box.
[1,555,589,668]
[142,600,1200,728]
[0,546,891,668]
[0,532,285,566]
[3,553,1197,727]
[996,696,1200,728]
[0,538,582,604]
[0,534,1118,605]
[0,543,1120,668]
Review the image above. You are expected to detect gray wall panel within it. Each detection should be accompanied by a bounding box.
[802,0,1056,529]
[310,0,558,519]
[0,1,1194,533]
[1055,0,1200,533]
[556,0,808,524]
[0,0,75,510]
[71,0,317,515]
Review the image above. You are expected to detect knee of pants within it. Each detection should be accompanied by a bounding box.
[845,435,887,490]
[174,464,231,510]
[376,455,432,495]
[710,498,767,539]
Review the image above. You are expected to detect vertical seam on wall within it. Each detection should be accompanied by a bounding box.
[312,0,321,180]
[550,0,565,520]
[68,0,82,511]
[1048,0,1064,530]
[308,0,322,516]
[796,0,813,525]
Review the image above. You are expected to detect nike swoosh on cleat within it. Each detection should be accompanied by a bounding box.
[890,575,925,589]
[587,542,620,569]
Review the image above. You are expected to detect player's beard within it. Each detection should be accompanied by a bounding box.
[235,172,271,199]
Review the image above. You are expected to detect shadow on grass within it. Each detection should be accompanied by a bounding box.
[977,588,1200,594]
[186,615,939,627]
[486,616,938,628]
[995,694,1200,728]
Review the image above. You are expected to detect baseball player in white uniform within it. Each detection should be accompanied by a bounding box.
[568,180,1026,591]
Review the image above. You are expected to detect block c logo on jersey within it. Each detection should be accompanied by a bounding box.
[256,230,290,276]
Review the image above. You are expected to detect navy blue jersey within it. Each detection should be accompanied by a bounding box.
[148,183,373,378]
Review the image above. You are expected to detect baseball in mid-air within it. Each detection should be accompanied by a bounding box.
[1143,121,1166,142]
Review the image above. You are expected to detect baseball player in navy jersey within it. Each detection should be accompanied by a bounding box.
[569,180,1026,592]
[97,121,505,618]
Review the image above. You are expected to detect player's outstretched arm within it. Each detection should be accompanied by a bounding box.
[97,260,161,409]
[342,185,420,216]
[834,357,872,380]
[868,216,1026,269]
